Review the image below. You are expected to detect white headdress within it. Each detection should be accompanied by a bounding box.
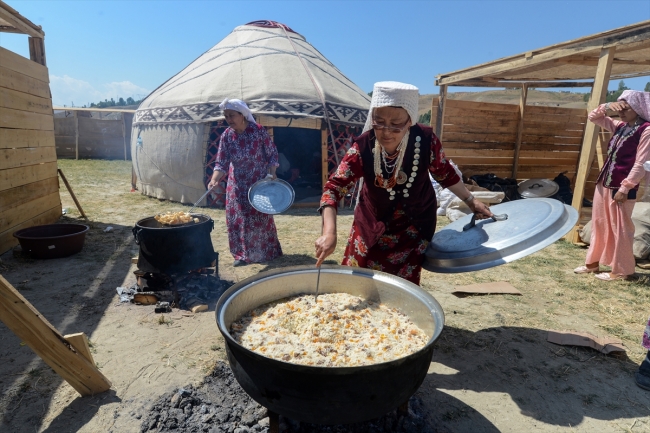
[362,81,420,133]
[219,98,256,123]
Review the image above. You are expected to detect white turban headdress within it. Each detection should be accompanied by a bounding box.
[363,81,420,133]
[618,90,650,122]
[219,98,256,123]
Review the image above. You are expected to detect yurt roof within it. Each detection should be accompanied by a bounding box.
[135,21,371,127]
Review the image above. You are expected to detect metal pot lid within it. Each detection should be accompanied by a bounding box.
[424,198,578,273]
[518,178,559,198]
[248,178,295,214]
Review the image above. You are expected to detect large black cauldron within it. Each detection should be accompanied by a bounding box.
[215,265,445,425]
[132,214,217,274]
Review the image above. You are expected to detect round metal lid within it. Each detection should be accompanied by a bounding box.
[248,178,295,214]
[424,198,578,273]
[518,178,559,198]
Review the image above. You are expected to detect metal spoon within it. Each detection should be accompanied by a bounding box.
[314,265,321,303]
[188,186,215,214]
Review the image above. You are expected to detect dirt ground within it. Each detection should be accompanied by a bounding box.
[1,160,649,432]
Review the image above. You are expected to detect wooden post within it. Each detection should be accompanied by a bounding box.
[321,128,328,190]
[58,168,88,219]
[566,46,616,242]
[74,110,79,160]
[28,36,46,66]
[63,332,95,364]
[512,84,529,179]
[435,85,447,139]
[0,275,111,396]
[122,112,127,161]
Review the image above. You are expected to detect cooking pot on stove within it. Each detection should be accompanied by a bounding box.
[132,213,217,274]
[215,265,444,425]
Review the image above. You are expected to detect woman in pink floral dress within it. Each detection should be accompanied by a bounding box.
[208,99,282,266]
[315,82,492,285]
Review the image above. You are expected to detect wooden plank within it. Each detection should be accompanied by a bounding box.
[444,116,520,128]
[445,99,520,113]
[0,107,53,131]
[443,132,517,143]
[0,146,56,170]
[443,141,516,150]
[0,161,57,190]
[0,274,111,396]
[435,85,447,138]
[0,177,58,210]
[443,124,518,134]
[524,105,587,116]
[0,64,50,98]
[0,128,54,149]
[0,191,61,233]
[520,134,583,145]
[521,126,585,137]
[0,47,50,83]
[77,117,123,136]
[63,333,94,365]
[522,112,587,123]
[512,85,528,178]
[257,114,321,130]
[0,7,44,38]
[0,205,60,254]
[28,37,46,67]
[445,148,579,160]
[454,157,577,167]
[569,46,615,242]
[0,86,52,115]
[444,106,521,120]
[519,119,587,131]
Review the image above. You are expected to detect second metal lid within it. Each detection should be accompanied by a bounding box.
[424,198,578,273]
[518,178,559,198]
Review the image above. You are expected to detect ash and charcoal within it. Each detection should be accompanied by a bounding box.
[141,362,428,433]
[117,271,231,311]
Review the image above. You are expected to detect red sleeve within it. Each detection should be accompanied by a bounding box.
[319,143,364,209]
[428,134,461,188]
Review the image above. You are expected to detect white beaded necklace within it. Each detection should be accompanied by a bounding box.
[373,130,410,189]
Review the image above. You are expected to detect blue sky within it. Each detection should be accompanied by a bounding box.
[1,0,649,107]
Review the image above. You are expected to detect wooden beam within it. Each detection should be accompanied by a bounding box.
[63,333,95,365]
[74,110,79,160]
[0,274,111,396]
[512,85,528,178]
[58,168,87,219]
[28,37,46,66]
[435,85,447,139]
[321,128,328,190]
[0,5,43,38]
[567,46,615,242]
[443,80,595,88]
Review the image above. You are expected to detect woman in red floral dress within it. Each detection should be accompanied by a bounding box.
[315,82,492,284]
[208,99,282,266]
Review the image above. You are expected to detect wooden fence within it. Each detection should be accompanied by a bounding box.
[54,111,134,160]
[0,46,61,255]
[432,99,601,200]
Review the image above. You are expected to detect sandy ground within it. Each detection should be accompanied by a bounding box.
[1,173,649,431]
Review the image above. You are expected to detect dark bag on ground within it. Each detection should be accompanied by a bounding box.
[469,173,521,202]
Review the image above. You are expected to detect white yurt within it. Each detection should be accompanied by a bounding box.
[132,20,370,207]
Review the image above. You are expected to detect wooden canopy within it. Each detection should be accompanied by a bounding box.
[436,20,650,89]
[434,20,650,242]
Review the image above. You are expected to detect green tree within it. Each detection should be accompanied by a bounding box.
[118,97,126,106]
[418,110,431,125]
[606,80,630,102]
[126,97,135,105]
[645,82,650,92]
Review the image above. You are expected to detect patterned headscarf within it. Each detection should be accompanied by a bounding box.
[219,98,256,123]
[618,90,650,122]
[362,82,420,133]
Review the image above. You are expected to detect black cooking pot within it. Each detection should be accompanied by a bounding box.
[215,265,445,425]
[132,214,216,274]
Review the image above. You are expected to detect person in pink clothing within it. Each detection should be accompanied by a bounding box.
[574,90,650,281]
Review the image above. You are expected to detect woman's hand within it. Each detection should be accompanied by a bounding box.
[607,101,631,113]
[208,170,225,191]
[467,198,494,220]
[613,190,628,205]
[315,233,337,266]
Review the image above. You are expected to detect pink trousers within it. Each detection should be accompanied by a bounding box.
[585,183,636,276]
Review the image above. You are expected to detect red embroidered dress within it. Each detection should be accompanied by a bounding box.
[320,124,460,284]
[214,122,282,263]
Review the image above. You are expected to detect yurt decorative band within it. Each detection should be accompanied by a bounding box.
[134,100,368,126]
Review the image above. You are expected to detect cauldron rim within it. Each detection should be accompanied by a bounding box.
[135,213,212,229]
[215,264,445,371]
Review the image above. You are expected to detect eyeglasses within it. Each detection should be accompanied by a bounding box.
[371,118,410,133]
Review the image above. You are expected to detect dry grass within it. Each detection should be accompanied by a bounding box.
[57,159,650,366]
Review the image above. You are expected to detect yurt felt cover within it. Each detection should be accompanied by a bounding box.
[132,21,370,204]
[134,21,370,126]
